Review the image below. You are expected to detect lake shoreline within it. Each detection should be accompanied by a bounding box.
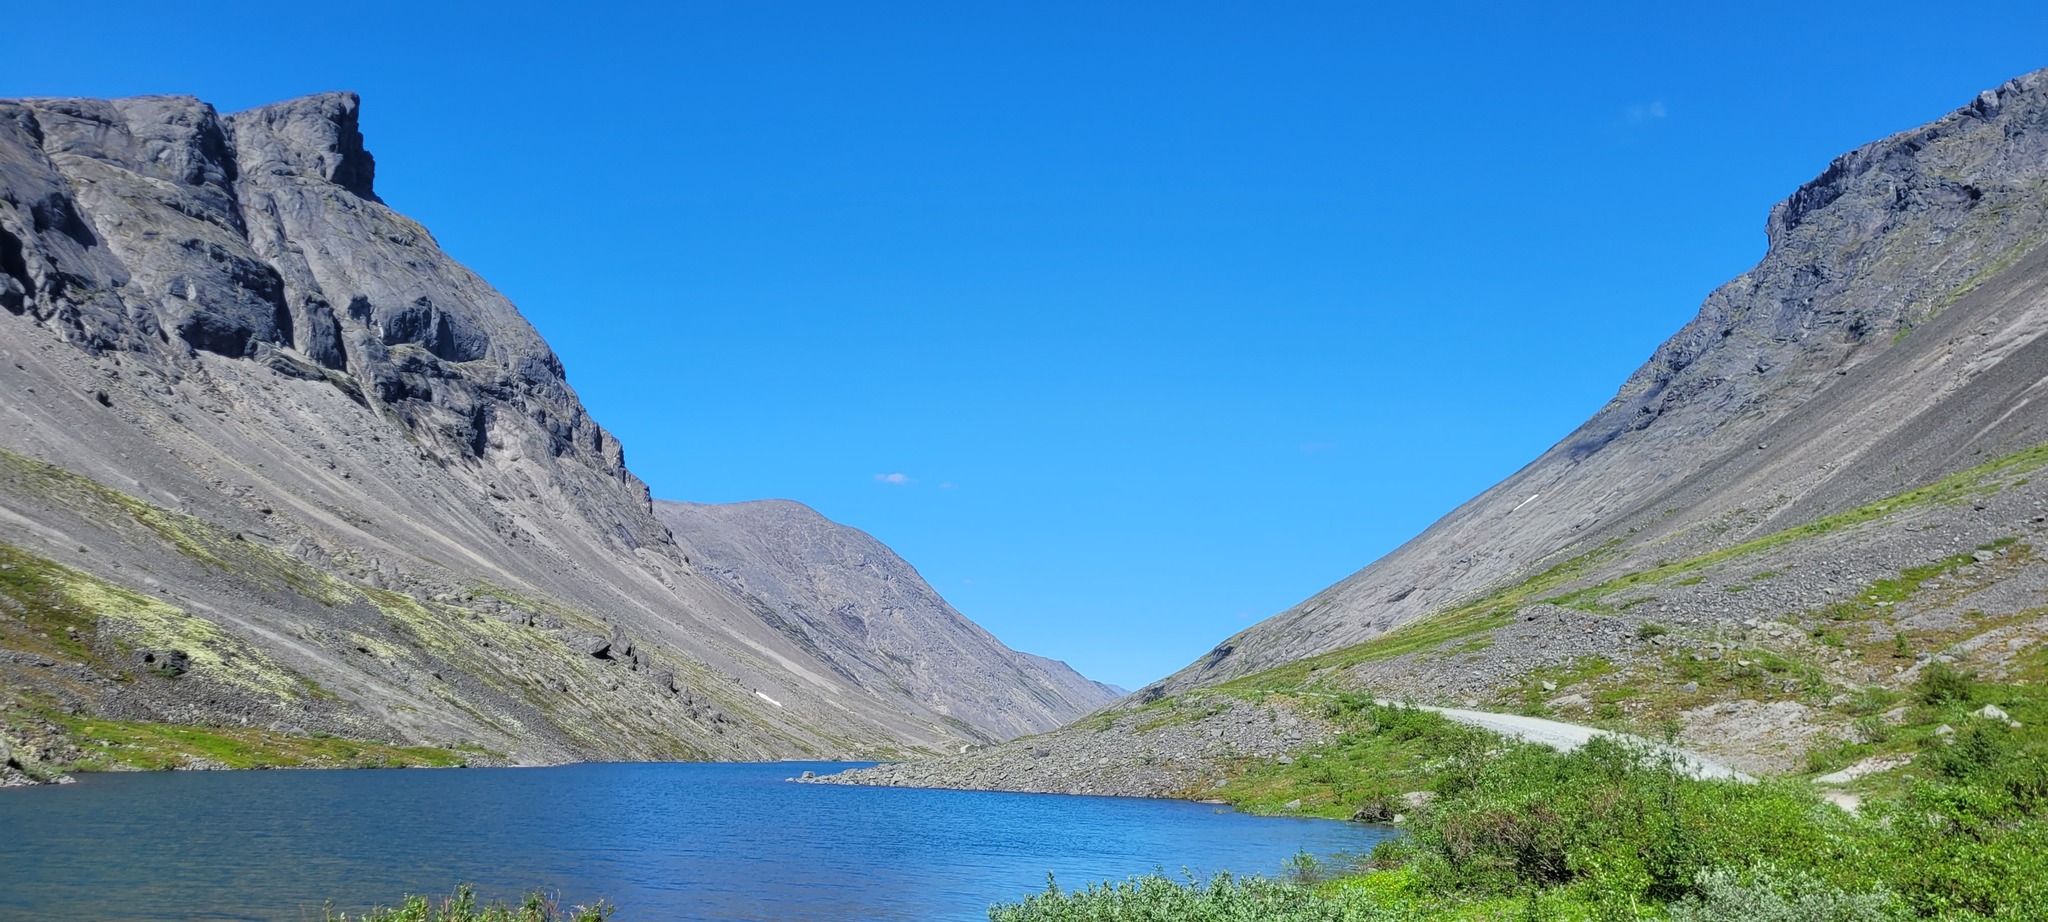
[0,760,1385,920]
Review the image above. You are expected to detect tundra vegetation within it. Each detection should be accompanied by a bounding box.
[987,694,2047,921]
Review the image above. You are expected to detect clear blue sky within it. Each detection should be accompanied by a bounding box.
[8,3,2047,690]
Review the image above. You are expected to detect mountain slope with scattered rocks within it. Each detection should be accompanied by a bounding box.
[1173,67,2048,693]
[0,91,1111,784]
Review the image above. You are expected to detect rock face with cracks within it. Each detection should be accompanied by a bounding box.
[0,92,1117,779]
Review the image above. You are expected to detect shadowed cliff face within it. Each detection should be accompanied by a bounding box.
[1165,68,2048,692]
[0,91,1113,773]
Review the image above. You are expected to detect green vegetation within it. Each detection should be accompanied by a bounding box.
[997,699,2048,920]
[0,448,356,605]
[1187,696,1494,819]
[0,536,320,699]
[1216,541,1622,696]
[1205,443,2048,715]
[327,887,612,922]
[1545,446,2048,615]
[0,538,109,664]
[989,872,1409,921]
[54,712,471,771]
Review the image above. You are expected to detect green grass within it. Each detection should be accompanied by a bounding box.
[0,538,110,664]
[1191,697,1496,820]
[1544,443,2048,613]
[53,712,471,770]
[1216,541,1622,696]
[989,444,2048,921]
[1131,694,1230,733]
[0,448,358,606]
[1211,441,2048,705]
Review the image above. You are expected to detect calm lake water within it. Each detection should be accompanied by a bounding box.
[0,762,1392,921]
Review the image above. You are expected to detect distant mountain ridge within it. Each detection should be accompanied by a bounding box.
[0,91,1115,781]
[658,499,1120,740]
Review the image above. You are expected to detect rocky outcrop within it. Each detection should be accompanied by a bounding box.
[659,499,1121,738]
[0,91,1112,772]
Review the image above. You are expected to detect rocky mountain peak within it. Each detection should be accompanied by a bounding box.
[1579,66,2048,458]
[1,90,658,546]
[229,91,377,202]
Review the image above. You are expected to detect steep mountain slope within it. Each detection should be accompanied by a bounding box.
[815,67,2048,793]
[1165,66,2048,692]
[657,499,1120,740]
[0,92,1107,781]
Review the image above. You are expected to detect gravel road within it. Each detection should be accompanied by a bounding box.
[1394,701,1754,781]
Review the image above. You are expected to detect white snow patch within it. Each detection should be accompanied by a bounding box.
[755,691,783,708]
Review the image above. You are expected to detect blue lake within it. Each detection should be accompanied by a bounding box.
[0,762,1393,921]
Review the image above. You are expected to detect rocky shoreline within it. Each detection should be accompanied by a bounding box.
[804,694,1330,799]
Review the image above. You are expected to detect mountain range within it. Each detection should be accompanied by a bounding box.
[0,92,1116,784]
[818,66,2048,794]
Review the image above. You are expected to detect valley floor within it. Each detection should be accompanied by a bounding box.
[816,442,2048,918]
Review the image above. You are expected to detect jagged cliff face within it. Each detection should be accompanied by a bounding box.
[0,92,1109,774]
[659,499,1121,740]
[1168,68,2048,691]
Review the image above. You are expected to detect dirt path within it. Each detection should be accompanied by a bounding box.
[1385,700,1755,782]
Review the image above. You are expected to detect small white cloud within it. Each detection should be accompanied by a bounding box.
[962,578,976,586]
[1626,100,1669,123]
[874,472,913,485]
[939,481,956,489]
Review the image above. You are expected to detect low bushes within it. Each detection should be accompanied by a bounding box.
[987,872,1409,922]
[327,888,612,922]
[994,703,2048,921]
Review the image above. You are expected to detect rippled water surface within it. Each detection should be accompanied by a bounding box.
[0,762,1392,921]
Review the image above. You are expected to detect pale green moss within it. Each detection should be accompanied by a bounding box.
[85,580,305,699]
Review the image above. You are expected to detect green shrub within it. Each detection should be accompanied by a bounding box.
[1916,662,1978,708]
[327,887,611,922]
[986,872,1409,922]
[1844,687,1899,717]
[1391,736,1856,907]
[1851,716,1892,745]
[1664,864,1905,922]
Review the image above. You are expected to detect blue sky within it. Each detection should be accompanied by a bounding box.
[9,3,2048,690]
